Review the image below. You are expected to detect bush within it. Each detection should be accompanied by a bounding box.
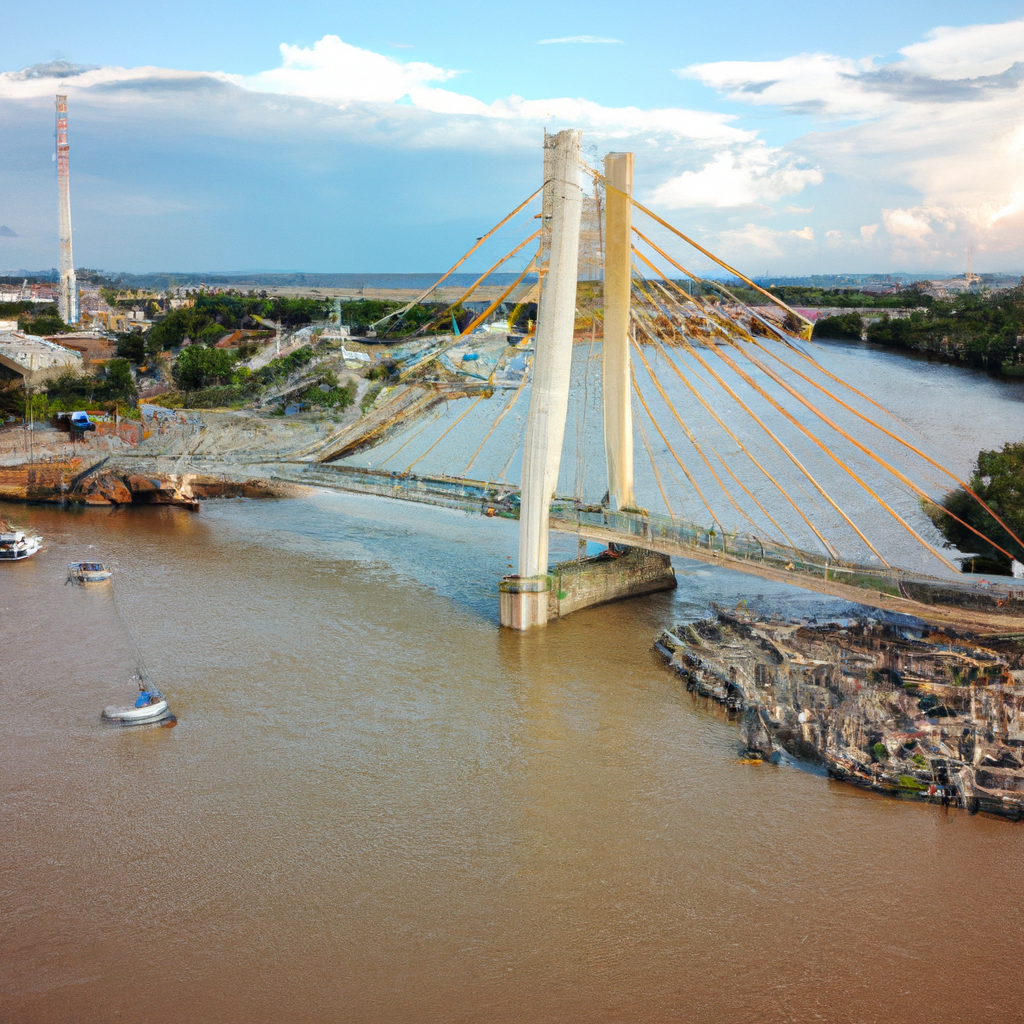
[360,383,382,414]
[172,345,237,391]
[873,742,888,762]
[812,312,863,341]
[199,323,229,345]
[18,306,69,335]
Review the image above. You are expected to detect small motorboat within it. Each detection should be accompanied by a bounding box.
[102,678,174,726]
[67,560,113,584]
[0,529,41,561]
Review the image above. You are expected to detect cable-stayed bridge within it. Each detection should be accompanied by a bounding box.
[275,130,1024,631]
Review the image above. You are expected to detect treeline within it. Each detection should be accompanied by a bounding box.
[0,301,72,336]
[337,298,463,337]
[809,291,1024,376]
[168,343,358,413]
[866,291,1024,375]
[147,295,332,352]
[727,284,933,309]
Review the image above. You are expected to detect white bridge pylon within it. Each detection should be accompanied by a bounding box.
[501,130,644,629]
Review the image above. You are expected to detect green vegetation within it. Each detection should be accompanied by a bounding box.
[812,312,864,341]
[17,305,70,336]
[147,294,331,351]
[725,284,932,309]
[0,300,39,318]
[926,439,1024,575]
[337,298,456,338]
[866,289,1024,374]
[360,383,383,414]
[0,359,137,419]
[172,345,238,391]
[898,775,926,791]
[873,742,888,762]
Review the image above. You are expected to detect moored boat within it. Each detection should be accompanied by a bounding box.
[102,679,174,726]
[67,560,113,584]
[0,529,41,561]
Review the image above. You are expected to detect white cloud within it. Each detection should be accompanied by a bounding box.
[228,35,745,143]
[714,222,816,258]
[650,147,821,208]
[537,36,623,45]
[241,35,460,106]
[900,18,1024,80]
[679,53,885,120]
[683,17,1024,267]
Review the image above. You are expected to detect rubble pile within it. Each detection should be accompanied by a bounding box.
[657,611,1024,819]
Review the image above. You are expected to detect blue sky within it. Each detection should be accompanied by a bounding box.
[1,2,1023,275]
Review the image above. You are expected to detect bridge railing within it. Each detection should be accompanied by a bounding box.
[550,502,1024,607]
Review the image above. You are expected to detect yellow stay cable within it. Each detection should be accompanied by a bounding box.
[700,334,899,568]
[630,314,799,546]
[378,407,446,468]
[633,286,852,560]
[629,358,727,534]
[630,309,763,536]
[464,366,529,476]
[745,335,1024,557]
[728,339,1006,569]
[372,186,543,328]
[424,229,541,333]
[632,231,905,428]
[406,395,485,473]
[629,258,884,560]
[632,369,678,520]
[585,161,812,336]
[629,297,816,552]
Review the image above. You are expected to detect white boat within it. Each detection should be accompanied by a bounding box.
[102,686,173,726]
[68,560,113,584]
[0,530,41,561]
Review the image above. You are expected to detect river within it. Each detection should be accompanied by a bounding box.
[3,341,1024,1023]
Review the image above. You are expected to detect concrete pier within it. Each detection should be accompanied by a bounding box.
[500,547,676,628]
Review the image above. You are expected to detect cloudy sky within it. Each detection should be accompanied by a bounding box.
[1,1,1022,276]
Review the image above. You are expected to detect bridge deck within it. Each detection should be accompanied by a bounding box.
[273,462,1024,634]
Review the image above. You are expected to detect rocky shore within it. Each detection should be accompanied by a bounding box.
[657,610,1024,820]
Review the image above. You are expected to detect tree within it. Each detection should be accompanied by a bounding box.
[105,358,137,401]
[926,440,1024,574]
[115,333,147,364]
[172,345,237,391]
[812,313,863,341]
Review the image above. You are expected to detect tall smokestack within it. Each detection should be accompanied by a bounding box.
[55,94,78,325]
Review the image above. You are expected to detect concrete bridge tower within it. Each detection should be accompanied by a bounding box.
[601,152,636,511]
[499,139,675,629]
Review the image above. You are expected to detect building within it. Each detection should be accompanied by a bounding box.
[0,328,83,386]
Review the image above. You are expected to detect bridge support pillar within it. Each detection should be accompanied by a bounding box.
[501,128,583,630]
[602,152,635,511]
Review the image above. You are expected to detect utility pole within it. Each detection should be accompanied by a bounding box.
[56,95,78,325]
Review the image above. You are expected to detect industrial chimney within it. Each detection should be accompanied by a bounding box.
[55,94,78,325]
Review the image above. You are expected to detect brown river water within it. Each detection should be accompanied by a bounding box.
[4,344,1024,1023]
